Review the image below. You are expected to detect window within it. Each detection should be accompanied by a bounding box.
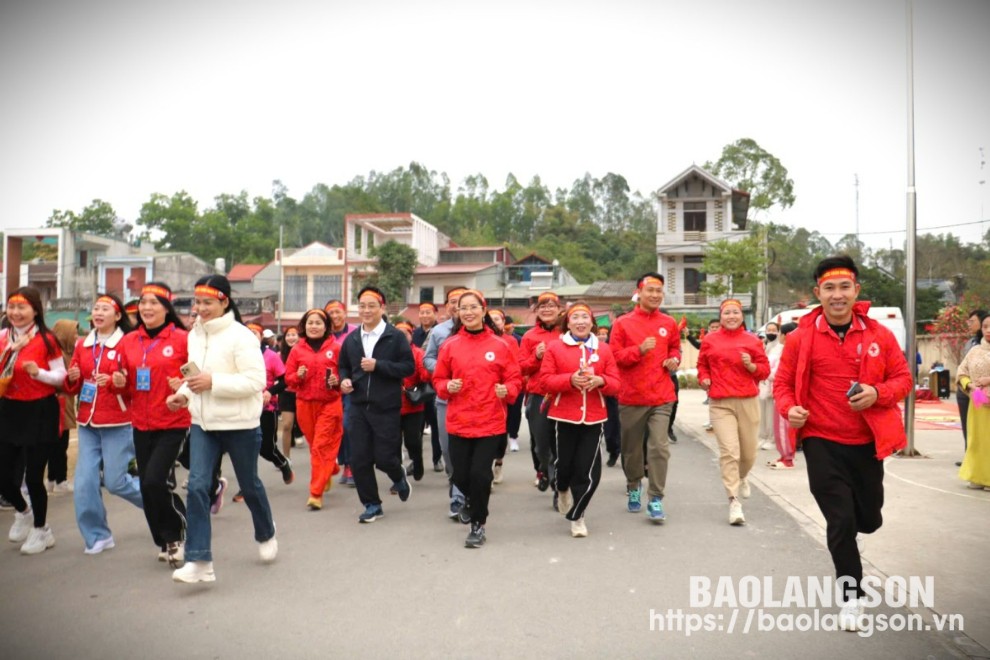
[311,275,342,309]
[284,275,307,312]
[684,201,707,232]
[684,268,705,294]
[684,255,704,264]
[419,287,434,304]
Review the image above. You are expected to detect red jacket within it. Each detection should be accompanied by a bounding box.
[114,324,191,432]
[0,329,62,402]
[609,306,681,406]
[519,324,561,395]
[65,328,131,427]
[696,326,770,400]
[285,337,342,404]
[434,328,523,438]
[773,302,912,459]
[400,344,431,415]
[539,334,621,424]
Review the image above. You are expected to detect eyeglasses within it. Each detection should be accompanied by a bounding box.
[458,305,483,312]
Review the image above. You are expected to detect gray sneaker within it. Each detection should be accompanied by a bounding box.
[465,523,486,548]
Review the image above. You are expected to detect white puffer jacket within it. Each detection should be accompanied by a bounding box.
[177,311,265,431]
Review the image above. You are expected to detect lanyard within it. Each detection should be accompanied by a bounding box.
[138,334,164,368]
[91,341,107,373]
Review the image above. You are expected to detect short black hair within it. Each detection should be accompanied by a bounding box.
[636,272,665,287]
[780,322,799,335]
[813,255,859,283]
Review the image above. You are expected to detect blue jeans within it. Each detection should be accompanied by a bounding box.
[185,425,275,563]
[436,399,464,505]
[73,424,144,549]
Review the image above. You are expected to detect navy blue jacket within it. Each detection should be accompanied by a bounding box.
[338,323,415,411]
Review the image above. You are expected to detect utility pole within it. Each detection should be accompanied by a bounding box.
[854,173,860,237]
[277,225,284,334]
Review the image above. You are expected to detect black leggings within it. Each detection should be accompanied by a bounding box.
[0,443,53,527]
[401,411,425,479]
[133,428,187,547]
[260,411,289,469]
[47,430,70,483]
[449,434,501,525]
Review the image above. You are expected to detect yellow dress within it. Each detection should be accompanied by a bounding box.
[958,340,990,487]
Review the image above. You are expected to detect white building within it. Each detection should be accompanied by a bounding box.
[655,165,753,313]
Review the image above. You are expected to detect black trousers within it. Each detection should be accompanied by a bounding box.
[956,391,970,449]
[133,428,187,547]
[421,398,442,465]
[506,395,523,439]
[803,437,884,600]
[554,422,603,521]
[0,442,53,527]
[349,405,404,507]
[47,430,70,483]
[668,372,680,432]
[603,396,621,456]
[449,433,501,525]
[525,396,556,481]
[401,410,425,479]
[260,410,289,469]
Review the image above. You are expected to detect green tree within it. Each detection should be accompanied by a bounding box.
[699,235,767,298]
[47,198,123,237]
[370,240,418,309]
[705,138,796,215]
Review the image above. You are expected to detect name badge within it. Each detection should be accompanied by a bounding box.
[136,367,152,392]
[79,380,98,404]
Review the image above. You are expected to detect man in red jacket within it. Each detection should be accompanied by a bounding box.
[773,255,912,632]
[609,272,681,523]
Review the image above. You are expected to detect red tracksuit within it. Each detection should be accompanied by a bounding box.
[609,306,681,406]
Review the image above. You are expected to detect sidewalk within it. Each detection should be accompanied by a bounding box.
[674,387,990,657]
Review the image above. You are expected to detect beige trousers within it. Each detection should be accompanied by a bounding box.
[710,397,760,499]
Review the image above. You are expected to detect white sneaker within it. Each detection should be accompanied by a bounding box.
[740,478,751,499]
[9,509,33,543]
[729,499,745,525]
[571,518,588,538]
[53,481,74,494]
[839,598,863,631]
[172,560,216,584]
[84,536,116,555]
[557,488,573,516]
[259,537,278,563]
[21,526,55,555]
[166,541,184,568]
[509,438,520,452]
[492,463,503,485]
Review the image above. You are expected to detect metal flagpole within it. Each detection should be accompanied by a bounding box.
[901,0,920,456]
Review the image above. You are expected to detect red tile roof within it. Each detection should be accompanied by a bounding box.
[227,263,266,282]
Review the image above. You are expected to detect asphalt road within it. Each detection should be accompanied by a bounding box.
[0,410,973,660]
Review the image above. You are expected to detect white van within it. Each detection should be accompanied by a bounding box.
[762,305,906,351]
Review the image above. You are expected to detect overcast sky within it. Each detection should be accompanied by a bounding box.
[1,0,988,251]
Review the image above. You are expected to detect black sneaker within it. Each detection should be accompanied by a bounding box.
[0,495,12,510]
[668,429,678,443]
[465,523,486,548]
[395,476,412,502]
[281,462,294,485]
[552,491,559,512]
[405,462,415,476]
[537,472,550,492]
[458,502,472,525]
[606,452,619,468]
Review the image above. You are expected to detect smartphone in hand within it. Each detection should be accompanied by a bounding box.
[846,382,864,399]
[180,362,201,378]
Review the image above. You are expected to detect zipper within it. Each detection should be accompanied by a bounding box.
[198,332,208,428]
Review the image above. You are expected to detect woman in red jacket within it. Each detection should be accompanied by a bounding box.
[434,290,522,548]
[111,283,190,566]
[65,294,144,554]
[0,287,66,555]
[488,309,520,485]
[284,308,343,510]
[697,299,770,526]
[539,303,620,538]
[395,321,431,482]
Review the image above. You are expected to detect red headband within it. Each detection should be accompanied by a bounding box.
[567,303,593,319]
[817,268,857,286]
[488,309,505,321]
[325,301,345,313]
[359,290,385,306]
[639,276,664,290]
[124,302,139,314]
[7,294,29,306]
[459,289,487,308]
[536,292,560,306]
[446,288,467,303]
[720,299,743,312]
[141,285,173,302]
[419,303,437,311]
[95,296,121,312]
[246,323,264,335]
[195,285,226,301]
[394,321,414,333]
[305,308,328,321]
